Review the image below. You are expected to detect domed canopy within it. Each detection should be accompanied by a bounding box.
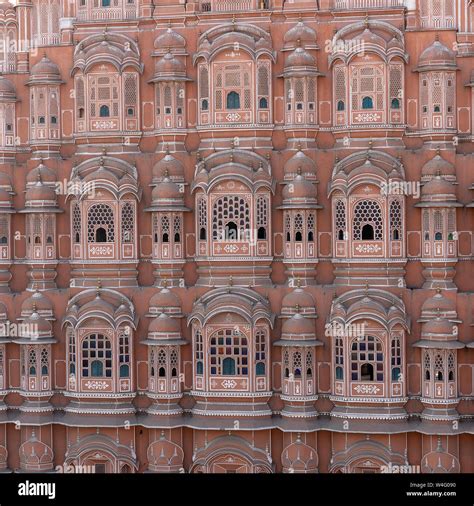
[284,148,317,181]
[147,432,184,473]
[416,175,462,207]
[148,286,182,317]
[27,55,63,85]
[15,310,55,342]
[24,180,59,210]
[154,28,186,51]
[421,439,460,473]
[280,173,321,209]
[151,52,190,82]
[152,152,185,183]
[285,47,316,68]
[283,20,317,49]
[21,290,54,320]
[413,312,464,349]
[421,152,456,183]
[19,435,54,472]
[419,288,458,322]
[26,161,57,186]
[0,76,15,101]
[147,177,189,212]
[281,435,318,472]
[281,286,316,317]
[275,313,322,347]
[144,313,186,345]
[416,40,457,72]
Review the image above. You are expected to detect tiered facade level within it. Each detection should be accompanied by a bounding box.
[0,0,470,474]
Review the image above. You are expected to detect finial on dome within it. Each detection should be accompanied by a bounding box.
[165,143,170,155]
[229,275,233,287]
[295,303,300,313]
[296,142,302,151]
[99,157,105,167]
[435,33,439,42]
[436,146,441,156]
[436,286,441,294]
[296,277,301,288]
[163,168,169,178]
[96,279,102,297]
[296,38,301,48]
[297,167,302,176]
[162,279,168,289]
[232,14,236,30]
[365,14,369,26]
[167,19,172,29]
[365,281,369,293]
[32,302,37,313]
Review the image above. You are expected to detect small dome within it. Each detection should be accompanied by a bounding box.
[421,316,455,339]
[153,153,185,181]
[25,181,57,203]
[155,52,186,76]
[30,55,61,78]
[285,47,316,68]
[149,287,182,315]
[282,174,316,201]
[354,27,386,49]
[421,153,455,181]
[21,290,53,317]
[284,149,316,180]
[284,21,317,47]
[421,175,456,198]
[21,311,52,338]
[421,289,456,316]
[152,177,182,201]
[147,433,184,472]
[154,28,186,50]
[149,312,181,335]
[281,313,315,338]
[282,287,316,314]
[27,163,57,185]
[0,75,15,99]
[417,40,456,70]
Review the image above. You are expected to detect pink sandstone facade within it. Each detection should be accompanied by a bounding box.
[0,0,470,474]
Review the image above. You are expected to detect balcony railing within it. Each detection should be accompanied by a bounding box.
[334,0,403,8]
[76,5,137,21]
[199,0,270,12]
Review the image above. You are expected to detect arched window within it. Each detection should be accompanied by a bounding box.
[362,96,373,109]
[294,214,303,242]
[210,329,248,376]
[391,98,400,109]
[41,348,49,375]
[202,99,209,111]
[293,351,302,378]
[95,227,107,242]
[351,335,383,382]
[352,200,383,241]
[195,330,204,375]
[222,357,236,375]
[390,200,402,241]
[448,352,455,381]
[335,200,346,241]
[335,336,344,380]
[99,105,110,117]
[87,204,115,243]
[259,97,268,109]
[161,216,170,243]
[225,221,238,240]
[337,100,345,111]
[212,195,250,241]
[255,329,266,377]
[102,0,111,5]
[424,351,431,381]
[82,334,112,378]
[361,224,374,240]
[434,353,444,381]
[391,337,402,382]
[226,91,240,110]
[28,349,36,375]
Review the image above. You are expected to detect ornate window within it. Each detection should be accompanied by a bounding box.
[32,0,61,46]
[391,337,401,381]
[81,334,112,378]
[335,337,344,380]
[255,329,266,376]
[447,352,455,381]
[87,204,115,243]
[350,336,384,382]
[390,200,402,241]
[352,200,383,241]
[118,330,130,378]
[72,203,81,244]
[424,351,431,380]
[256,195,268,240]
[198,197,207,241]
[121,203,134,243]
[334,65,347,125]
[214,62,252,123]
[420,0,456,29]
[0,22,16,72]
[351,65,384,118]
[419,72,456,130]
[335,200,346,241]
[434,353,444,381]
[209,329,248,376]
[68,330,76,375]
[195,330,204,375]
[212,195,250,241]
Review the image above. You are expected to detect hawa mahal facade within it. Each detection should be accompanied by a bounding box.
[0,0,470,474]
